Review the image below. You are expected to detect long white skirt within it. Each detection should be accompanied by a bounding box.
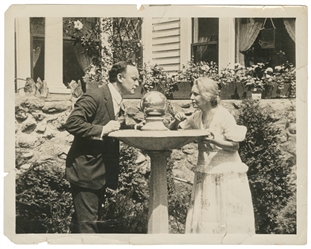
[185,165,256,234]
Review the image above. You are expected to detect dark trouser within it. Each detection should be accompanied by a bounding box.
[70,183,106,233]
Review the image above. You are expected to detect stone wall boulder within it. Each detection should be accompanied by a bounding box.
[15,106,28,121]
[15,94,296,189]
[15,95,72,172]
[20,96,45,112]
[42,101,72,114]
[20,116,37,133]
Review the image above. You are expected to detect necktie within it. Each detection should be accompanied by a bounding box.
[117,100,125,123]
[119,100,125,117]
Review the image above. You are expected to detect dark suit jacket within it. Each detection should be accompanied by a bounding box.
[65,85,120,190]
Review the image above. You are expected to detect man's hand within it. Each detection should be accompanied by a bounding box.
[103,120,121,135]
[134,120,146,130]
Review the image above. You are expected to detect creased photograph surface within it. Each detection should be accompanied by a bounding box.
[3,4,308,245]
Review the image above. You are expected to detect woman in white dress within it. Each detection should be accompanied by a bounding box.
[169,77,255,235]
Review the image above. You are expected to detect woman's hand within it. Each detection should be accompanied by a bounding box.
[201,131,215,143]
[174,112,187,122]
[202,131,239,152]
[168,112,187,130]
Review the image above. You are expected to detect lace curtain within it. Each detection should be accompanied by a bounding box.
[73,44,93,73]
[237,18,264,65]
[32,47,41,69]
[199,37,210,55]
[283,18,295,42]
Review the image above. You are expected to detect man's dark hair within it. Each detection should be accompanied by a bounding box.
[109,61,135,83]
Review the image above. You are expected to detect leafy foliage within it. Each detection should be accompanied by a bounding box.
[140,64,180,99]
[274,194,297,234]
[16,162,74,233]
[63,17,143,88]
[237,100,296,234]
[63,18,103,67]
[177,58,219,85]
[99,144,149,233]
[166,157,192,233]
[219,62,296,98]
[103,18,143,68]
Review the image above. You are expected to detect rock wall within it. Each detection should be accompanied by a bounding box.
[15,94,74,172]
[15,94,296,186]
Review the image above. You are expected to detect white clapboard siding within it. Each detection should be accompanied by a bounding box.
[153,57,180,65]
[152,35,180,45]
[152,18,181,73]
[152,17,180,24]
[152,43,181,52]
[153,22,180,32]
[152,28,180,39]
[152,50,180,59]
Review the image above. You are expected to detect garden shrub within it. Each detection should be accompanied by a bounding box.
[167,157,192,234]
[237,100,296,234]
[99,144,149,233]
[274,194,296,234]
[15,143,191,234]
[16,161,74,233]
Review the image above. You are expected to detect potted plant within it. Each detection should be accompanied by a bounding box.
[218,62,296,99]
[176,59,219,84]
[273,62,296,98]
[218,63,263,99]
[140,63,179,100]
[173,59,221,98]
[243,63,266,99]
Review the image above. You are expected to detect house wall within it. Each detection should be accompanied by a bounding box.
[14,17,296,100]
[144,17,236,73]
[14,17,236,96]
[151,17,181,73]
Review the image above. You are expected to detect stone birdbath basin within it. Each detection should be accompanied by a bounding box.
[108,91,208,234]
[109,129,208,234]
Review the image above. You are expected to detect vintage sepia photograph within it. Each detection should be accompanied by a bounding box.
[3,4,308,245]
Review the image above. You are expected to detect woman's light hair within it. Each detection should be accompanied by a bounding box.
[193,77,220,107]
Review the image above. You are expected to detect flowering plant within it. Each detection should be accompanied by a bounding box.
[176,59,219,85]
[82,64,105,88]
[63,18,143,90]
[140,63,179,99]
[219,62,296,98]
[273,62,296,98]
[63,18,102,67]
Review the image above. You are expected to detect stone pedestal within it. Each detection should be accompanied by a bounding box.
[147,150,172,234]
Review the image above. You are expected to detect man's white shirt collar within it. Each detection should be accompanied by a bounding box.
[108,83,122,105]
[108,83,122,117]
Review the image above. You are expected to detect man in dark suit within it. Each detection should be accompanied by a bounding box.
[65,61,140,233]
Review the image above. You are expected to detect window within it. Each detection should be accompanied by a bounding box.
[236,18,295,67]
[62,17,143,93]
[30,18,45,81]
[63,17,100,88]
[192,18,219,64]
